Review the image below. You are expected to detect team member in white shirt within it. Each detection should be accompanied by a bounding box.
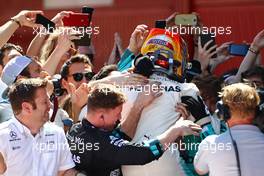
[194,83,264,176]
[0,78,77,176]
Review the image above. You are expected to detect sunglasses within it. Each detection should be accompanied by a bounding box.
[71,72,95,82]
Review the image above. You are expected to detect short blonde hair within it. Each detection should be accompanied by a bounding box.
[219,83,260,116]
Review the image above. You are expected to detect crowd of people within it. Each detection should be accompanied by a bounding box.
[0,9,263,176]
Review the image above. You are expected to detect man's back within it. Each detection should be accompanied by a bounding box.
[194,125,264,176]
[122,74,199,176]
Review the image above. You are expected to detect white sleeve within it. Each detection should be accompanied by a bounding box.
[78,106,87,121]
[193,136,212,174]
[58,128,75,171]
[58,108,70,121]
[180,83,200,100]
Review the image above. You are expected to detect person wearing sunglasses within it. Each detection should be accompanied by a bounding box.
[70,71,95,83]
[61,54,94,89]
[60,54,93,123]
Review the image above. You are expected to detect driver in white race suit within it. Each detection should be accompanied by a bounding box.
[118,27,209,176]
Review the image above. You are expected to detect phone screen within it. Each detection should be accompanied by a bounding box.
[175,14,197,26]
[228,44,249,56]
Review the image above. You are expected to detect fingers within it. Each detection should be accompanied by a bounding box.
[69,35,81,41]
[26,10,44,19]
[39,71,51,79]
[51,11,73,26]
[208,50,218,58]
[68,83,77,95]
[175,103,189,119]
[127,67,135,73]
[142,30,149,40]
[176,108,188,120]
[203,39,213,50]
[189,122,202,129]
[59,11,73,17]
[134,25,149,39]
[182,121,202,136]
[136,24,148,31]
[190,131,200,136]
[198,36,202,49]
[189,126,203,136]
[79,83,90,93]
[137,83,163,107]
[133,25,148,36]
[154,91,163,98]
[207,44,217,53]
[219,41,234,48]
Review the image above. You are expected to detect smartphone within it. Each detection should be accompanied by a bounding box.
[175,14,197,26]
[82,6,94,23]
[155,20,166,29]
[35,14,55,32]
[200,33,217,58]
[62,13,90,27]
[63,13,91,46]
[228,44,250,56]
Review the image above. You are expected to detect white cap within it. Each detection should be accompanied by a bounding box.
[1,56,32,86]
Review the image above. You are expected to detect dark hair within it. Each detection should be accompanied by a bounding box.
[0,43,24,65]
[192,75,223,103]
[8,78,47,115]
[87,84,126,111]
[60,54,93,80]
[92,64,118,80]
[241,66,264,82]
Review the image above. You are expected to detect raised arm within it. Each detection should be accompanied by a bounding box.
[0,10,43,48]
[231,29,264,83]
[27,11,72,57]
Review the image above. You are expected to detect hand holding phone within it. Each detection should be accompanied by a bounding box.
[35,14,55,32]
[62,12,92,46]
[200,33,217,58]
[228,44,250,56]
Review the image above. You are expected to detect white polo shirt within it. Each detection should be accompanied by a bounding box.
[194,125,264,176]
[0,117,75,176]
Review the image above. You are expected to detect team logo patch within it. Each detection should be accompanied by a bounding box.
[9,131,17,139]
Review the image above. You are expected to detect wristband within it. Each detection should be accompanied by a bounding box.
[10,18,21,27]
[248,47,259,55]
[145,139,164,157]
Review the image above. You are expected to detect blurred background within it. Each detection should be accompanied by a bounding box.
[2,0,264,74]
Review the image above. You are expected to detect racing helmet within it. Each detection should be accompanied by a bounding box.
[141,28,188,79]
